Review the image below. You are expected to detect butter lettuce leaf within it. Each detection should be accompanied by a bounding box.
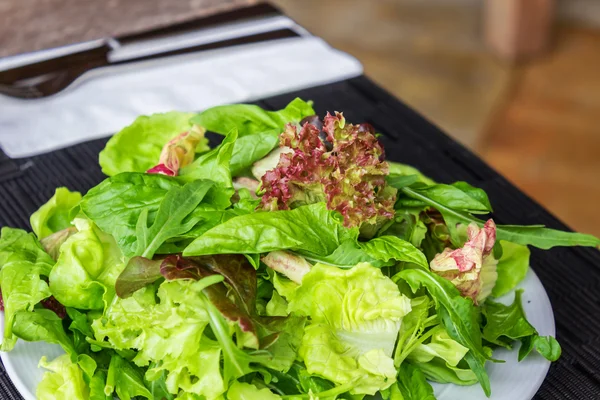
[49,218,125,310]
[30,187,82,240]
[0,227,54,350]
[37,354,89,400]
[288,263,412,395]
[99,112,208,176]
[12,309,76,359]
[227,381,281,399]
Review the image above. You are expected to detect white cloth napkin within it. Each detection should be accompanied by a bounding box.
[0,37,362,158]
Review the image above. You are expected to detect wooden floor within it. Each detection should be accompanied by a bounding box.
[273,0,600,237]
[480,26,600,236]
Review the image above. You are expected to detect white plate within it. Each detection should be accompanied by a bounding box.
[0,268,555,400]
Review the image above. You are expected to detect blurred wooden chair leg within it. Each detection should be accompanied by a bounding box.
[484,0,556,61]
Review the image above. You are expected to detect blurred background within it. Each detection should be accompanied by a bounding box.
[1,0,599,236]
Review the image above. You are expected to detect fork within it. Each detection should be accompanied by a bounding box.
[0,4,300,99]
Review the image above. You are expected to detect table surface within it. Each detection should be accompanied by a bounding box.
[1,75,600,400]
[0,0,257,58]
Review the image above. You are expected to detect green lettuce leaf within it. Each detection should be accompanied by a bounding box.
[37,354,89,400]
[227,381,281,399]
[192,98,314,136]
[12,309,76,359]
[93,275,269,399]
[144,368,175,400]
[90,370,111,400]
[407,325,469,368]
[30,187,82,239]
[393,363,436,400]
[399,183,492,215]
[288,263,412,395]
[99,112,208,176]
[492,241,530,297]
[179,129,237,186]
[395,268,491,396]
[134,179,217,258]
[394,296,437,367]
[184,203,427,268]
[105,354,153,400]
[0,227,54,350]
[190,98,315,175]
[184,203,353,257]
[482,290,561,362]
[81,172,232,258]
[49,218,125,310]
[387,162,435,185]
[409,359,477,386]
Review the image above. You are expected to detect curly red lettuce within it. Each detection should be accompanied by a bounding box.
[260,113,396,235]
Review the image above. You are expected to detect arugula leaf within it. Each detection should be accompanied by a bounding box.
[396,184,600,249]
[99,112,209,176]
[190,98,314,175]
[0,227,54,350]
[395,268,491,396]
[135,179,216,258]
[81,172,182,257]
[81,173,231,258]
[105,354,153,400]
[492,241,530,297]
[12,309,76,359]
[394,363,436,400]
[179,129,237,186]
[482,290,561,362]
[30,187,82,240]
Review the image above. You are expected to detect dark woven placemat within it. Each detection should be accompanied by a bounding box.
[0,76,599,399]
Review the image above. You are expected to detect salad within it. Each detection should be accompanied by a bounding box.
[1,98,598,400]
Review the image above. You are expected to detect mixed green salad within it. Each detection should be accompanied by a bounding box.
[1,99,598,400]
